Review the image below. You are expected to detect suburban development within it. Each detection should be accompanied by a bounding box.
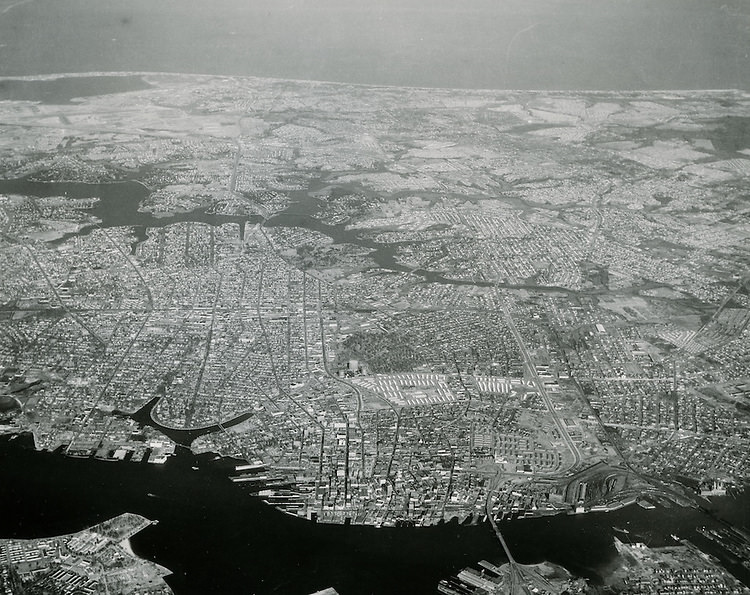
[0,73,748,593]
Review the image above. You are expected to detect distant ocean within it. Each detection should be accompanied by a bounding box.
[0,0,748,90]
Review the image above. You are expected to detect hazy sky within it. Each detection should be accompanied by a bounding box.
[0,0,748,89]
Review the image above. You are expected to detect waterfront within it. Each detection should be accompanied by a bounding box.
[0,76,152,103]
[0,175,582,292]
[1,435,748,594]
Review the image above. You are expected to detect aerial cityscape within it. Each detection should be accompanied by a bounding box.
[0,1,749,593]
[0,71,747,593]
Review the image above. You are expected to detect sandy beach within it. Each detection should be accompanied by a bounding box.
[119,538,136,557]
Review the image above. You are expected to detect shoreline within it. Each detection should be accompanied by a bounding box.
[0,71,745,96]
[119,538,136,557]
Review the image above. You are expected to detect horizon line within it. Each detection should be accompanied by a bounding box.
[0,70,746,96]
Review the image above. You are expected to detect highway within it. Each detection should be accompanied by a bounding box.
[502,300,583,470]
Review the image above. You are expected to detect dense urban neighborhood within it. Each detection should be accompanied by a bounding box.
[0,73,749,593]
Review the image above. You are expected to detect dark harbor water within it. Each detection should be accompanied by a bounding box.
[1,435,748,595]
